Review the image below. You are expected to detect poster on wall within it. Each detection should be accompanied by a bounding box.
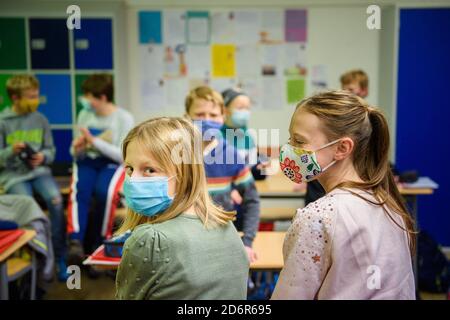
[137,8,308,111]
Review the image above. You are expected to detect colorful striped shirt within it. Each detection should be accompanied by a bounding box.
[204,138,260,247]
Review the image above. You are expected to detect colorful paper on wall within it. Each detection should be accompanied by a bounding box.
[286,77,305,104]
[285,10,307,42]
[139,11,162,44]
[212,44,236,78]
[186,11,210,44]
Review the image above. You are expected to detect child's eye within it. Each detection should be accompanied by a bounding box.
[144,167,156,175]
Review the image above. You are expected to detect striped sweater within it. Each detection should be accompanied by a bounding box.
[204,138,260,247]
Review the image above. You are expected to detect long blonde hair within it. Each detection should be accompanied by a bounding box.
[295,90,416,253]
[116,117,235,234]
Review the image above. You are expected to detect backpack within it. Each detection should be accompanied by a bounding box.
[418,231,450,293]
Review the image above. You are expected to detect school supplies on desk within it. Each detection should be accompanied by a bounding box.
[103,230,131,258]
[82,245,121,266]
[401,177,439,189]
[0,229,25,254]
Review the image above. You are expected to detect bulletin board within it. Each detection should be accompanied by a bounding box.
[136,9,309,112]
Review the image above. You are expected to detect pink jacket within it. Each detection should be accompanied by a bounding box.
[272,188,415,300]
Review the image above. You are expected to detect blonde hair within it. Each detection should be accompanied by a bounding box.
[6,75,39,99]
[116,117,235,234]
[294,90,415,253]
[340,69,368,90]
[185,86,225,114]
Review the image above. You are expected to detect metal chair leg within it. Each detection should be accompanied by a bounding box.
[0,262,8,300]
[30,251,36,300]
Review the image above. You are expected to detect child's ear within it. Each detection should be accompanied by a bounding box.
[334,137,354,160]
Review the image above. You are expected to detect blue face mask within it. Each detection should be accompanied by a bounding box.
[123,175,176,217]
[193,120,223,136]
[230,110,250,128]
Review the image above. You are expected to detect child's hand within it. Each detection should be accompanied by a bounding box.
[245,246,258,263]
[80,127,94,145]
[230,189,243,205]
[29,152,45,168]
[12,142,25,154]
[72,136,87,153]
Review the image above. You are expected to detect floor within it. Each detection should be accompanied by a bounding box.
[41,268,448,300]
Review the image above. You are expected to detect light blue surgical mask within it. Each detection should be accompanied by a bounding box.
[123,175,176,217]
[79,96,93,112]
[230,110,250,128]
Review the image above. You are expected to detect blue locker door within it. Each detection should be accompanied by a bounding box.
[29,18,70,69]
[74,18,113,69]
[52,129,73,163]
[36,74,72,125]
[397,8,450,246]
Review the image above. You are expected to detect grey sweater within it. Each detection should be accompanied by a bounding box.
[0,108,55,192]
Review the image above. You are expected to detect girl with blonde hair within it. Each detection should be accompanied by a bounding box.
[115,117,249,300]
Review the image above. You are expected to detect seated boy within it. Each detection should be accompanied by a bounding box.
[0,74,67,281]
[67,74,134,264]
[185,86,260,262]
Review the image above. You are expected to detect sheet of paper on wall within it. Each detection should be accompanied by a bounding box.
[212,44,236,78]
[165,78,189,111]
[163,44,187,78]
[186,45,211,78]
[286,77,306,104]
[163,10,186,46]
[260,44,283,77]
[261,77,284,110]
[238,77,262,109]
[138,11,162,44]
[285,9,307,42]
[236,45,260,77]
[186,11,210,44]
[141,77,165,111]
[140,44,165,79]
[211,11,236,43]
[284,43,307,76]
[260,10,284,44]
[210,78,237,94]
[310,65,328,93]
[235,10,261,44]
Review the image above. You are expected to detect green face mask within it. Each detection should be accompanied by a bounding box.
[79,96,93,112]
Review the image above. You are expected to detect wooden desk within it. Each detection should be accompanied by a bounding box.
[256,171,435,197]
[250,232,285,270]
[86,231,286,272]
[0,230,36,263]
[260,207,296,221]
[0,229,37,300]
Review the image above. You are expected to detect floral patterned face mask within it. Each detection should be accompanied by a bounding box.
[279,139,340,184]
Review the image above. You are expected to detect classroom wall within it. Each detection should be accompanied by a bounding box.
[0,0,129,116]
[125,2,381,146]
